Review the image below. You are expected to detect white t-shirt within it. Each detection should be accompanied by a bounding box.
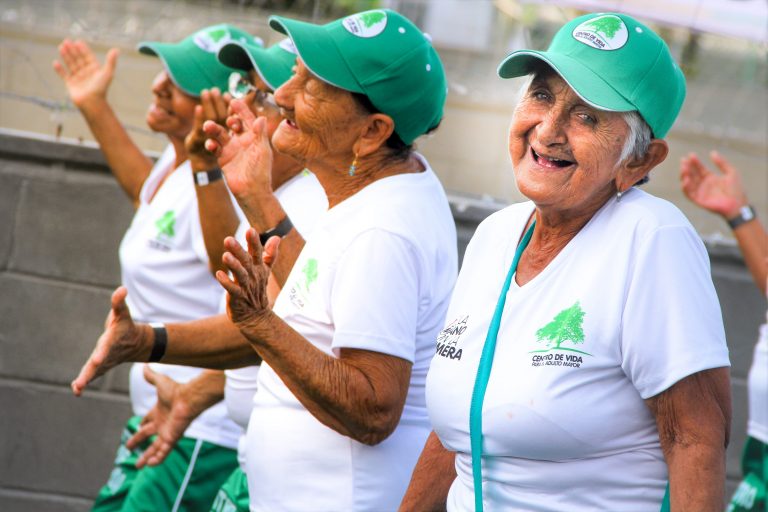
[426,188,730,512]
[224,169,328,430]
[245,156,458,511]
[120,144,243,449]
[748,315,768,443]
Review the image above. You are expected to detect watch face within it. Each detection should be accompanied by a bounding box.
[741,205,755,221]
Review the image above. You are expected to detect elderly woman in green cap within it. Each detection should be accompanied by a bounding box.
[402,12,731,512]
[54,24,259,511]
[71,9,457,510]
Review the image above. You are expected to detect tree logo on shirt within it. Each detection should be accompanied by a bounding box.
[302,258,318,291]
[530,302,591,368]
[155,210,176,239]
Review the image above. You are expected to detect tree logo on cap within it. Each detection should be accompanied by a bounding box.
[342,10,387,38]
[278,38,297,55]
[193,26,235,54]
[572,15,628,50]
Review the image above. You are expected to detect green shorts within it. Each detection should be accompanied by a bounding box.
[209,467,250,512]
[727,436,767,512]
[92,416,238,512]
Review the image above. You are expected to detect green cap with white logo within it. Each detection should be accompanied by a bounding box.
[218,38,297,91]
[138,24,258,97]
[498,12,686,138]
[268,9,447,145]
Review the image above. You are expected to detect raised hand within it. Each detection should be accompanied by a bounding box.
[53,39,118,109]
[186,88,230,171]
[680,151,748,218]
[71,287,151,396]
[203,99,274,202]
[216,229,280,331]
[126,367,194,468]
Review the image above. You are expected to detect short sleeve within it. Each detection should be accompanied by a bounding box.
[621,225,730,399]
[330,229,420,362]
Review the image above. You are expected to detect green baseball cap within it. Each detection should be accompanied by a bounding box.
[218,38,297,90]
[498,12,686,138]
[138,24,259,97]
[268,9,447,145]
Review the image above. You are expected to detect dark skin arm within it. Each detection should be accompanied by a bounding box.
[645,367,731,511]
[399,431,456,511]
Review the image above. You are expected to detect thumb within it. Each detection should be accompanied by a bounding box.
[104,48,119,75]
[111,286,130,319]
[142,364,158,386]
[263,234,281,268]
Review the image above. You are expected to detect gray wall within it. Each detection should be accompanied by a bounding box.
[0,131,764,510]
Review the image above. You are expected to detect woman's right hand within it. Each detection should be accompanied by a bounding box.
[680,151,748,218]
[53,39,118,109]
[186,88,229,171]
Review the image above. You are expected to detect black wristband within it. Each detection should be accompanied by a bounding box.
[148,323,167,363]
[259,215,294,246]
[193,168,223,186]
[727,205,756,230]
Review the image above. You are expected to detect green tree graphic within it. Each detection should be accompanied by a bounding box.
[155,210,175,238]
[302,258,318,291]
[536,301,586,350]
[585,16,622,39]
[207,28,228,42]
[360,11,386,28]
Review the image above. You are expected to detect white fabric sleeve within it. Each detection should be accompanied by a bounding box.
[621,225,730,399]
[330,229,420,362]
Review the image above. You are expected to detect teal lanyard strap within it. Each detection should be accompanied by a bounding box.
[469,221,535,512]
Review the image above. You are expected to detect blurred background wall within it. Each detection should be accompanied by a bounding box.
[0,1,766,510]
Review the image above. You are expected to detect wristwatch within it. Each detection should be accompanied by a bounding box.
[259,215,294,246]
[727,205,756,230]
[193,168,223,186]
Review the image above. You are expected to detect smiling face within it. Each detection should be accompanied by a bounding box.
[145,70,197,139]
[510,68,631,218]
[272,59,367,167]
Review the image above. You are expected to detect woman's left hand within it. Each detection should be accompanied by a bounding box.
[216,228,280,332]
[186,88,229,171]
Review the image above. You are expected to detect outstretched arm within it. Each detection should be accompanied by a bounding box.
[680,151,768,294]
[53,39,152,207]
[646,367,731,511]
[399,431,456,511]
[126,367,226,467]
[186,89,243,276]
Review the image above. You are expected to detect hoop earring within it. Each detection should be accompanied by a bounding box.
[348,153,358,177]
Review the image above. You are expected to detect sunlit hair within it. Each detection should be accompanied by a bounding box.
[515,71,653,183]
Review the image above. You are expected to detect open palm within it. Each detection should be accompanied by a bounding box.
[680,152,746,217]
[53,39,118,108]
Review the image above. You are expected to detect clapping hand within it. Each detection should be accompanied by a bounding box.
[186,88,230,170]
[53,39,118,109]
[680,151,748,218]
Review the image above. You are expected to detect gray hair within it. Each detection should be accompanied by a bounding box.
[515,73,653,172]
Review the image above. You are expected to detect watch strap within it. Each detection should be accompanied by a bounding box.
[193,168,223,186]
[727,205,756,230]
[259,215,294,246]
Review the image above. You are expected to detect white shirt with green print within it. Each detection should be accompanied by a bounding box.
[426,189,730,512]
[120,144,244,450]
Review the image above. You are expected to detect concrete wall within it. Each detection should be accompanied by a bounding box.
[0,130,764,510]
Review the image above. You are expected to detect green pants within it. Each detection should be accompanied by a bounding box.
[727,436,767,512]
[209,467,250,512]
[92,416,238,512]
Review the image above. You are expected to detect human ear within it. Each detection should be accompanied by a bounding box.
[356,113,395,157]
[616,139,669,191]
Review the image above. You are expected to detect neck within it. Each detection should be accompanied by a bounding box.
[271,161,305,192]
[311,151,422,208]
[169,135,188,169]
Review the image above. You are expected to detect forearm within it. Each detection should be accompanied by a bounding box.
[666,441,726,510]
[271,229,305,287]
[731,218,768,295]
[399,431,455,512]
[77,97,152,204]
[192,175,242,275]
[158,314,261,369]
[178,369,227,419]
[242,311,409,445]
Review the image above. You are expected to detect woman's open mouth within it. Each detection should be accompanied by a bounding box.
[531,148,574,169]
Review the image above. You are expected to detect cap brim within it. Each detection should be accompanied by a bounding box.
[269,15,361,93]
[219,41,295,91]
[138,42,205,97]
[498,50,635,113]
[217,42,254,72]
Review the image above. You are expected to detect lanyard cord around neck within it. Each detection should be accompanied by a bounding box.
[469,220,535,512]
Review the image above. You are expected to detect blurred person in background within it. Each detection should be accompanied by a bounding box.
[72,9,458,511]
[680,151,767,512]
[121,39,327,512]
[402,12,730,512]
[54,24,259,511]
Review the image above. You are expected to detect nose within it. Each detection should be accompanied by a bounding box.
[151,71,171,97]
[273,75,296,112]
[536,107,568,147]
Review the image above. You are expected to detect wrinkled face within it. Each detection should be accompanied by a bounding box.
[145,70,197,139]
[272,59,366,165]
[509,69,630,215]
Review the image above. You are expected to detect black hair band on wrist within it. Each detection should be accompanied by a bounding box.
[148,323,167,363]
[193,167,223,186]
[259,215,294,246]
